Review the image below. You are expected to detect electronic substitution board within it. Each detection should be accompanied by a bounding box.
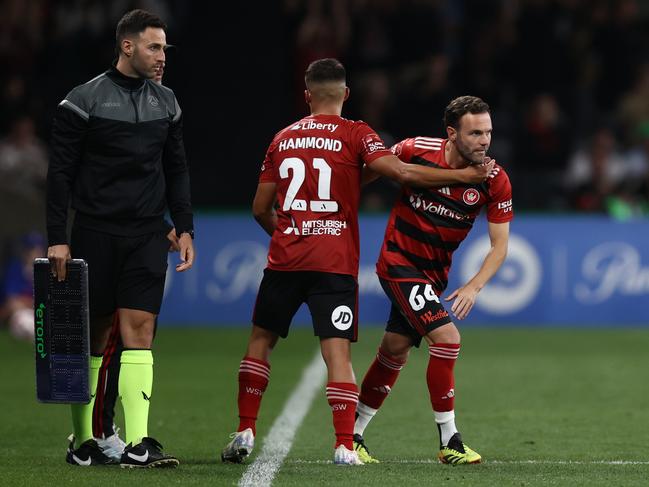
[33,258,90,403]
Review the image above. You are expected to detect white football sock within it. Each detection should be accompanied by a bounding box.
[354,401,378,436]
[434,410,458,446]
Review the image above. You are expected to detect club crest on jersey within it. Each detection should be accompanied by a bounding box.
[462,188,480,205]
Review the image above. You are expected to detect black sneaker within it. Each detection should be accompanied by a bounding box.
[65,435,116,466]
[120,437,179,468]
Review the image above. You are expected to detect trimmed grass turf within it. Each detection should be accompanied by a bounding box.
[1,326,648,486]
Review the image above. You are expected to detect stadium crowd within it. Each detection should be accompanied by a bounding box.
[2,0,649,334]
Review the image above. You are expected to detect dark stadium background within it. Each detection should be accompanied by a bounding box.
[3,0,649,214]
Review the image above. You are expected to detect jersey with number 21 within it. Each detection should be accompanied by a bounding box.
[259,114,392,276]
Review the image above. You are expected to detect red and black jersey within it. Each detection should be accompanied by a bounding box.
[259,114,392,276]
[376,137,513,293]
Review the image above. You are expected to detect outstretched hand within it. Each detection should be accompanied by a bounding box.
[444,285,479,320]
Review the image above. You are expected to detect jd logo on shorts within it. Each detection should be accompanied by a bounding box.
[331,305,353,331]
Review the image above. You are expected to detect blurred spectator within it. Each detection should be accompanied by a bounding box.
[514,93,571,209]
[0,76,28,133]
[290,0,350,114]
[519,93,571,171]
[389,53,453,139]
[0,114,48,202]
[616,64,649,147]
[624,121,649,185]
[0,231,45,340]
[564,127,627,212]
[606,121,649,219]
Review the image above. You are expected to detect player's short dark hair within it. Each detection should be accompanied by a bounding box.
[304,58,346,86]
[115,9,167,57]
[444,96,490,129]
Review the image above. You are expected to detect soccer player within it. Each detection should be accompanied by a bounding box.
[352,96,513,465]
[220,59,494,466]
[47,9,194,468]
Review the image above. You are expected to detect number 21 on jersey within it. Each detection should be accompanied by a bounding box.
[279,157,338,213]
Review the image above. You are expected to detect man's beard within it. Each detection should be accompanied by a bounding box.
[456,140,484,165]
[132,56,154,79]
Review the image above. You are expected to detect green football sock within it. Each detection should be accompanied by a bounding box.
[71,354,103,447]
[119,349,153,446]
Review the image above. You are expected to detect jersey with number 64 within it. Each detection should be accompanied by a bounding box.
[259,114,392,276]
[376,136,513,294]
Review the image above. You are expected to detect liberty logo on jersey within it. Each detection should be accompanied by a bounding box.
[290,120,339,132]
[331,305,353,330]
[462,188,480,205]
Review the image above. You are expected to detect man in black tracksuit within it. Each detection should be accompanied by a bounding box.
[46,9,194,468]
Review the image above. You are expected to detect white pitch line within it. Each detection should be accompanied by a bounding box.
[287,459,649,466]
[239,350,327,487]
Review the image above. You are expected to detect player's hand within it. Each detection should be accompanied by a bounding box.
[47,244,71,282]
[176,233,194,272]
[459,158,495,184]
[167,227,180,252]
[444,285,479,320]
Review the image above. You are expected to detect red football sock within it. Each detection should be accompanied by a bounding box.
[326,382,358,449]
[359,348,406,409]
[237,356,270,435]
[427,344,460,412]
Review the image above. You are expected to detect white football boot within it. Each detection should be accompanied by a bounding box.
[334,444,364,466]
[221,428,255,463]
[96,426,126,462]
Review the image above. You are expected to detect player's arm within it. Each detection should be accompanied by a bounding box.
[444,221,509,320]
[361,164,382,187]
[47,103,87,281]
[252,182,278,236]
[368,155,494,187]
[162,107,194,272]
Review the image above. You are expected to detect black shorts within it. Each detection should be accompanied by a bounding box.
[70,226,169,318]
[253,269,358,341]
[379,276,453,347]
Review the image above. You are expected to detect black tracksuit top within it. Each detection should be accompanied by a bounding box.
[46,66,193,246]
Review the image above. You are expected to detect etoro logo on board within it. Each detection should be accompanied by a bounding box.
[35,302,46,358]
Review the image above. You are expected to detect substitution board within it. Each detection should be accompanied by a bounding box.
[33,258,90,403]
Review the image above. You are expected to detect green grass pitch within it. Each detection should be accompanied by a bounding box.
[1,326,648,486]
